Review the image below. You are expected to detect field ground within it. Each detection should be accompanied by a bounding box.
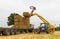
[0,31,60,39]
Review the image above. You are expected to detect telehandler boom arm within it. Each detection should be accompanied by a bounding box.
[33,13,49,23]
[32,13,55,28]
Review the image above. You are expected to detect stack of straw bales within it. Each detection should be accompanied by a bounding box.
[13,12,30,29]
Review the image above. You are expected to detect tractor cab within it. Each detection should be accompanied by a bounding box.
[39,23,49,32]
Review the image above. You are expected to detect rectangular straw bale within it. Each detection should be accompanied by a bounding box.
[23,12,30,17]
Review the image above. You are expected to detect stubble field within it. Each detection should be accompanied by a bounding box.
[0,31,60,39]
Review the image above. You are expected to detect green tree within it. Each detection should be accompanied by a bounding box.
[7,13,19,26]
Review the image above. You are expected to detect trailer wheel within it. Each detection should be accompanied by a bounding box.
[1,30,10,36]
[34,29,40,34]
[0,32,2,36]
[10,30,15,35]
[5,29,11,36]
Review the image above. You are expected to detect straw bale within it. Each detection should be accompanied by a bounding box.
[23,12,30,17]
[14,15,23,21]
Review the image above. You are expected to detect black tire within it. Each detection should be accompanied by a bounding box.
[10,30,15,35]
[34,29,40,34]
[2,29,10,36]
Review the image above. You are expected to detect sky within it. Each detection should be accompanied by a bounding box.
[0,0,60,28]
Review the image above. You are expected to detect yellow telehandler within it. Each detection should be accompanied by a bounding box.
[30,6,55,34]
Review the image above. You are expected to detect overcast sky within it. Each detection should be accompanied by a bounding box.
[0,0,60,28]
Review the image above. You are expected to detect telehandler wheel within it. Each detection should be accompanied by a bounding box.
[48,28,55,34]
[34,29,40,34]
